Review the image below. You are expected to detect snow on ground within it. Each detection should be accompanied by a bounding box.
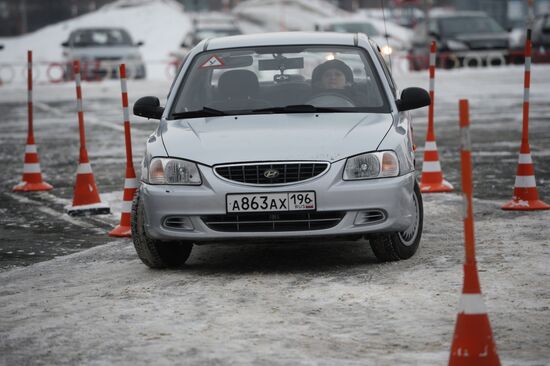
[0,194,549,365]
[0,0,191,81]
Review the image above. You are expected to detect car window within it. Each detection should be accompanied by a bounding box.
[439,16,504,37]
[170,45,389,118]
[71,29,133,47]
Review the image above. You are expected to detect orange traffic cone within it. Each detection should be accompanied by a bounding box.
[109,64,139,237]
[420,41,453,193]
[13,50,53,192]
[64,60,110,216]
[449,99,500,366]
[502,29,549,211]
[449,263,500,365]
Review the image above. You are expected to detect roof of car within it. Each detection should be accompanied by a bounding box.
[205,32,359,51]
[429,10,490,19]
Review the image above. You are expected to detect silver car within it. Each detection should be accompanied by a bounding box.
[132,32,430,269]
[62,27,146,80]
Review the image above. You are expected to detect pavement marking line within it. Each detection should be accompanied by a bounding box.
[6,193,95,229]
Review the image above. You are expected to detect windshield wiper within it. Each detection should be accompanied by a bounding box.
[171,107,227,119]
[252,105,348,114]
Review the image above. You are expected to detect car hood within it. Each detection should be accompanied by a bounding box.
[161,113,393,165]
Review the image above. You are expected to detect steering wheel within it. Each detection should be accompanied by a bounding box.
[305,91,356,108]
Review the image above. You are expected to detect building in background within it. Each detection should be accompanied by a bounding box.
[1,0,549,37]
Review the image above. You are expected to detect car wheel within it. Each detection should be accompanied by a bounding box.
[131,190,193,269]
[369,181,423,262]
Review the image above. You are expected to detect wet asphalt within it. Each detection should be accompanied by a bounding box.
[1,79,549,271]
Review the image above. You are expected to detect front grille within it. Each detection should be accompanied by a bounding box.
[201,211,344,232]
[214,162,329,185]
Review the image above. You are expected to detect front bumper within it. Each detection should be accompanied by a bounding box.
[140,160,417,241]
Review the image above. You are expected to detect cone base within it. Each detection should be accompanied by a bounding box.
[420,180,454,193]
[12,181,53,192]
[501,198,550,211]
[109,225,132,237]
[65,202,111,217]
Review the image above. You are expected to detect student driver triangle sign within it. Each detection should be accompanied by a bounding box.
[200,55,224,68]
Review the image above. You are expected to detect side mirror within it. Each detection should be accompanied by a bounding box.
[396,87,431,112]
[61,41,69,47]
[134,96,164,119]
[136,41,144,47]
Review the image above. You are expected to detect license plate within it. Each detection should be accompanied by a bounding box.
[226,191,316,213]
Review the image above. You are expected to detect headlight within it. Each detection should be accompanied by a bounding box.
[343,151,399,180]
[148,158,201,185]
[446,40,468,51]
[380,45,393,56]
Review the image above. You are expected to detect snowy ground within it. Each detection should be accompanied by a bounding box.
[1,64,549,364]
[1,1,550,363]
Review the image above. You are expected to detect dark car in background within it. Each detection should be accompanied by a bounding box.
[510,13,550,63]
[409,11,510,69]
[61,27,146,80]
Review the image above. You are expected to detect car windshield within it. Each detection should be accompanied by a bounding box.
[71,29,133,47]
[170,45,389,119]
[439,16,504,37]
[327,23,380,36]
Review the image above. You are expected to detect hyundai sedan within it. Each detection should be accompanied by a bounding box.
[131,32,430,268]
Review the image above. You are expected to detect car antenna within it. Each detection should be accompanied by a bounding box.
[380,0,393,73]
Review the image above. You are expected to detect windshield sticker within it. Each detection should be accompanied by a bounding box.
[200,55,225,68]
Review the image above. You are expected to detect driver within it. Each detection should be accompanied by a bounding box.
[312,59,353,90]
[311,59,366,105]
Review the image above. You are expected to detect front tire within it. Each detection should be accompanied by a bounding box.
[131,190,193,269]
[369,181,423,262]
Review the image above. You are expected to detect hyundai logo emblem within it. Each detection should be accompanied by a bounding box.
[263,169,280,178]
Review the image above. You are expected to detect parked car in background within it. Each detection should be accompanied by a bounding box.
[314,18,408,62]
[510,14,550,63]
[131,32,430,268]
[409,11,510,69]
[61,27,146,80]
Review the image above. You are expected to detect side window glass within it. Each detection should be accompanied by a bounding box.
[370,41,397,98]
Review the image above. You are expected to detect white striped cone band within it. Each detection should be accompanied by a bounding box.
[25,144,37,153]
[120,79,128,93]
[123,107,130,122]
[515,175,537,188]
[121,200,133,213]
[76,163,93,174]
[525,56,531,71]
[28,91,32,101]
[424,141,437,151]
[422,161,442,172]
[460,127,471,151]
[524,88,530,102]
[429,53,436,66]
[75,73,81,84]
[23,163,41,173]
[77,99,83,112]
[124,178,139,189]
[429,78,435,92]
[518,154,533,164]
[458,293,488,315]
